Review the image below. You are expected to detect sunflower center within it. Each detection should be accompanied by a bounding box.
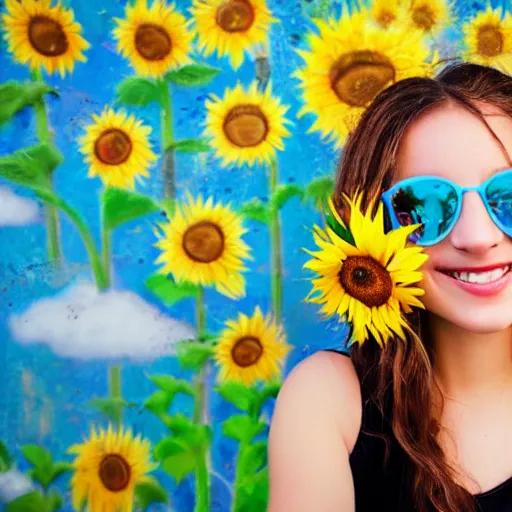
[216,0,255,33]
[135,23,172,61]
[28,16,68,57]
[231,336,263,367]
[223,105,268,147]
[99,454,131,492]
[330,50,396,107]
[94,129,133,165]
[339,256,393,308]
[377,10,396,28]
[411,6,436,31]
[183,221,225,263]
[477,25,503,57]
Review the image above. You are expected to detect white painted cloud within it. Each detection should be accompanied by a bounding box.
[9,282,197,361]
[0,469,34,504]
[0,187,39,226]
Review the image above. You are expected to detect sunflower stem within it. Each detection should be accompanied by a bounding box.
[159,79,176,199]
[108,365,123,427]
[193,287,211,511]
[100,197,112,288]
[32,68,62,263]
[269,157,283,324]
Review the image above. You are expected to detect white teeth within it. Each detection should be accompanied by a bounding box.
[449,266,510,284]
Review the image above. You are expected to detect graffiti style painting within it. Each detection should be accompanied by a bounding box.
[0,0,508,510]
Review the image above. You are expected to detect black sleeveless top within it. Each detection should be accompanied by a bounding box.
[327,350,512,511]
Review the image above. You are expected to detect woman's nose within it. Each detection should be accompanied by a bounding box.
[449,191,504,254]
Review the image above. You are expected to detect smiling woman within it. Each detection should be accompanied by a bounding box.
[268,62,512,512]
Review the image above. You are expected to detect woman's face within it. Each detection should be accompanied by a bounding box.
[395,101,512,333]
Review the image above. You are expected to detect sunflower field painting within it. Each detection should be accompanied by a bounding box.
[0,0,508,510]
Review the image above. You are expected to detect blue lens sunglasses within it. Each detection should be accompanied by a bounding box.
[381,169,512,246]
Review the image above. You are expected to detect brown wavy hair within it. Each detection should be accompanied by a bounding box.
[334,62,512,512]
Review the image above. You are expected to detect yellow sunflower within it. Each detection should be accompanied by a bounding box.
[2,0,89,77]
[79,108,157,189]
[462,7,512,67]
[69,424,156,512]
[214,306,291,385]
[303,194,428,347]
[370,0,401,29]
[204,81,291,167]
[113,0,194,78]
[190,0,277,70]
[294,8,432,147]
[154,194,251,299]
[405,0,453,34]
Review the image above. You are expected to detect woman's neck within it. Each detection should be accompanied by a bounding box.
[430,313,512,399]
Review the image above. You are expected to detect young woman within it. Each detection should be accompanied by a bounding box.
[268,62,512,512]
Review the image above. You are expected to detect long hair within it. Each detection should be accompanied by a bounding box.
[334,62,512,511]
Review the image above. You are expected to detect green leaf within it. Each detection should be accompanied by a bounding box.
[170,138,211,153]
[240,199,270,224]
[222,415,266,444]
[232,468,269,512]
[162,413,196,435]
[102,187,160,231]
[0,80,57,126]
[0,143,63,186]
[149,375,196,398]
[255,382,281,416]
[115,77,161,107]
[238,441,268,478]
[6,491,48,512]
[215,383,260,414]
[271,184,304,211]
[325,204,355,246]
[21,445,52,470]
[0,441,13,472]
[154,437,197,484]
[145,274,201,306]
[165,64,220,87]
[135,476,169,511]
[88,397,130,423]
[176,341,214,371]
[304,176,335,208]
[144,390,174,418]
[49,461,73,484]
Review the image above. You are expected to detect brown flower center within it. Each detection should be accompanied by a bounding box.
[99,454,131,492]
[231,336,263,367]
[411,6,436,31]
[376,10,396,28]
[339,256,393,308]
[94,129,133,165]
[477,25,503,57]
[330,50,396,107]
[28,16,68,57]
[182,221,225,263]
[216,0,255,33]
[223,105,268,147]
[135,23,172,61]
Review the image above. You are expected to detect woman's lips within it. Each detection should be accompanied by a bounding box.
[435,267,511,297]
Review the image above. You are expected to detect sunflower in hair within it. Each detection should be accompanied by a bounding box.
[303,194,428,347]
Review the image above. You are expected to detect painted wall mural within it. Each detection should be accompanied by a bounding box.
[0,0,508,510]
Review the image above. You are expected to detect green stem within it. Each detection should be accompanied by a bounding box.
[193,288,210,511]
[49,195,107,290]
[100,200,111,288]
[194,451,209,512]
[32,69,61,262]
[108,365,123,428]
[159,79,176,199]
[269,158,283,324]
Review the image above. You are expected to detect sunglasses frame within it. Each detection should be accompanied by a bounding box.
[381,169,512,246]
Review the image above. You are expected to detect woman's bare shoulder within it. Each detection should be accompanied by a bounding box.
[272,350,362,452]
